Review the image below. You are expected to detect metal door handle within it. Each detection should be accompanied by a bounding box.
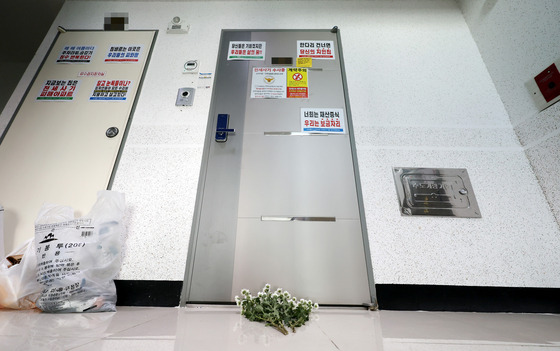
[215,114,235,142]
[261,216,336,222]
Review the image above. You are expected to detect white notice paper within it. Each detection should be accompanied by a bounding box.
[251,67,287,99]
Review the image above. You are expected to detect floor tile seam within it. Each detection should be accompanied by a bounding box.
[313,321,353,351]
[0,334,112,338]
[383,338,558,346]
[106,310,181,335]
[63,338,104,351]
[103,336,176,341]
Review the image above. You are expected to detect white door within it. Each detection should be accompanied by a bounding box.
[183,29,375,305]
[0,30,156,254]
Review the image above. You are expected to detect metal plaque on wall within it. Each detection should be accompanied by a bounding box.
[393,167,481,218]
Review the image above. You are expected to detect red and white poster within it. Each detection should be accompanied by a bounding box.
[301,108,345,134]
[36,80,80,101]
[287,68,308,98]
[297,40,335,60]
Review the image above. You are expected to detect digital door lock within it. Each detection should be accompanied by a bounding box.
[215,114,235,142]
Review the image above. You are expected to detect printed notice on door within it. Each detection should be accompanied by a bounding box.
[228,41,266,60]
[36,80,80,101]
[297,40,335,60]
[301,108,345,134]
[104,45,143,63]
[56,45,95,63]
[251,67,287,99]
[287,68,308,98]
[89,80,133,101]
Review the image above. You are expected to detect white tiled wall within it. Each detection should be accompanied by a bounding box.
[459,0,560,226]
[1,0,559,287]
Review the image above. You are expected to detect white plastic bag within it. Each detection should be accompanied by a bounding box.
[1,205,5,258]
[0,238,42,309]
[34,190,125,313]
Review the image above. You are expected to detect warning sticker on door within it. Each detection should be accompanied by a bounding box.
[36,80,80,101]
[297,57,312,68]
[228,41,266,60]
[287,68,308,98]
[89,80,133,101]
[56,45,96,63]
[301,108,345,134]
[104,45,143,63]
[251,67,287,99]
[297,40,335,60]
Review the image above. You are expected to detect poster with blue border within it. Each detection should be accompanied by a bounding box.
[301,108,345,134]
[89,80,133,101]
[104,44,143,63]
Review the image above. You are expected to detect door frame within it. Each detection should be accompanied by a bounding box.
[181,28,377,308]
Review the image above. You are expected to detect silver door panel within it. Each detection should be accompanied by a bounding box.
[237,135,360,219]
[232,219,370,304]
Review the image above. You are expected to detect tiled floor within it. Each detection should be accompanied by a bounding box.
[0,306,559,350]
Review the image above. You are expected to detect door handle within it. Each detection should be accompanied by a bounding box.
[215,113,235,142]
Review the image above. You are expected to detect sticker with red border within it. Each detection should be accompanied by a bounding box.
[297,40,335,60]
[287,68,308,98]
[36,80,80,101]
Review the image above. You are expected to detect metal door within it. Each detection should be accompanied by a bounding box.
[182,29,375,306]
[0,30,156,254]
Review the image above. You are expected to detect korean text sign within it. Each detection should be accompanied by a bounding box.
[297,40,335,60]
[37,80,80,101]
[301,108,345,134]
[89,80,133,101]
[57,45,96,63]
[104,45,143,63]
[228,41,266,60]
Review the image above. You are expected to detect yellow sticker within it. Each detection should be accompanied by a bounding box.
[287,68,308,98]
[296,57,312,68]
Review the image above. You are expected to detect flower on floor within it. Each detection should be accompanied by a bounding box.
[235,284,318,335]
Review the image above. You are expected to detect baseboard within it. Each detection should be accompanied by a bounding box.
[115,280,182,307]
[114,281,560,313]
[376,284,560,313]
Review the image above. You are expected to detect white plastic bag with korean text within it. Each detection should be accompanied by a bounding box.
[0,238,42,309]
[34,191,125,313]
